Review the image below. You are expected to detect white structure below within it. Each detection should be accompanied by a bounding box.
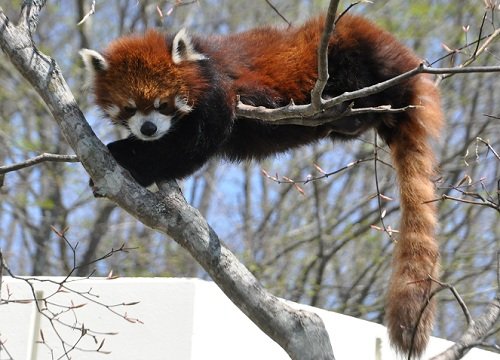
[0,277,498,360]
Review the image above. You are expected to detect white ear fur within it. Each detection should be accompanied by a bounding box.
[172,28,207,64]
[79,49,108,88]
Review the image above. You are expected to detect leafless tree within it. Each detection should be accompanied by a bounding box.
[0,1,499,359]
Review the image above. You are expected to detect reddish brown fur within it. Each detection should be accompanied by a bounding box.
[94,31,212,114]
[84,14,444,357]
[385,75,442,356]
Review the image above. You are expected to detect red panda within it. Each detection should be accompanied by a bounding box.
[80,14,443,358]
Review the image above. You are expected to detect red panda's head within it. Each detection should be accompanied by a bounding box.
[80,29,209,141]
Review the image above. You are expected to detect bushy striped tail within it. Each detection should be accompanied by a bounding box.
[385,74,443,358]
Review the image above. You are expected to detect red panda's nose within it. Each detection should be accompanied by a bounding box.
[140,121,157,136]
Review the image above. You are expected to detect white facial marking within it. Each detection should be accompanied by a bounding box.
[103,104,120,118]
[154,97,161,109]
[175,95,193,113]
[128,112,172,141]
[127,99,137,108]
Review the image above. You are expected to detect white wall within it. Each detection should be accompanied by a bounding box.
[0,277,497,360]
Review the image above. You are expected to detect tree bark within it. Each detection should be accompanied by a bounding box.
[430,297,500,360]
[0,3,335,359]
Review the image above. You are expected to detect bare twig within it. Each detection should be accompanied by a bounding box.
[1,222,139,359]
[430,296,500,360]
[0,334,15,360]
[484,113,500,120]
[373,133,394,239]
[76,0,95,26]
[424,194,499,212]
[264,0,291,27]
[0,3,336,359]
[262,156,374,185]
[476,137,500,161]
[472,13,487,60]
[160,0,199,17]
[429,277,473,325]
[3,238,137,359]
[335,3,356,24]
[431,30,500,66]
[0,153,79,175]
[435,22,500,85]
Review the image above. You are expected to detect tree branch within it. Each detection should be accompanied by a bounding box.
[310,0,340,109]
[435,21,500,84]
[429,233,500,360]
[264,0,291,27]
[430,297,500,360]
[0,153,79,175]
[18,0,47,34]
[236,64,500,125]
[0,3,335,359]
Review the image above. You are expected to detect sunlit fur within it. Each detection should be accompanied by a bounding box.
[81,14,443,357]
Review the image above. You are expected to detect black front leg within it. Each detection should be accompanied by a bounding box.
[106,138,161,187]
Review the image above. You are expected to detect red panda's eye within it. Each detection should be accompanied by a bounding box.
[122,106,137,117]
[157,102,173,115]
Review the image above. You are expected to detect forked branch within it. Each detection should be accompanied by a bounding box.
[236,64,500,125]
[0,3,335,359]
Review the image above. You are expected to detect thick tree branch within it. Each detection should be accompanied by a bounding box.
[236,64,500,124]
[237,99,419,126]
[0,4,335,359]
[310,0,340,109]
[18,0,47,34]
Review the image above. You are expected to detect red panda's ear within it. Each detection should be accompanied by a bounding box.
[171,29,207,64]
[79,49,108,88]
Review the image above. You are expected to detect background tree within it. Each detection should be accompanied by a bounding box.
[0,0,499,358]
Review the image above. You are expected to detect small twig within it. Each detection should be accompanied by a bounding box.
[430,296,500,360]
[262,156,374,185]
[424,194,499,212]
[0,334,15,360]
[335,1,368,25]
[0,153,79,175]
[408,276,477,359]
[435,25,500,84]
[476,137,500,161]
[3,226,138,359]
[429,276,473,325]
[472,13,487,60]
[76,0,96,26]
[484,113,500,120]
[430,30,499,66]
[405,276,440,360]
[373,132,393,239]
[264,0,291,27]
